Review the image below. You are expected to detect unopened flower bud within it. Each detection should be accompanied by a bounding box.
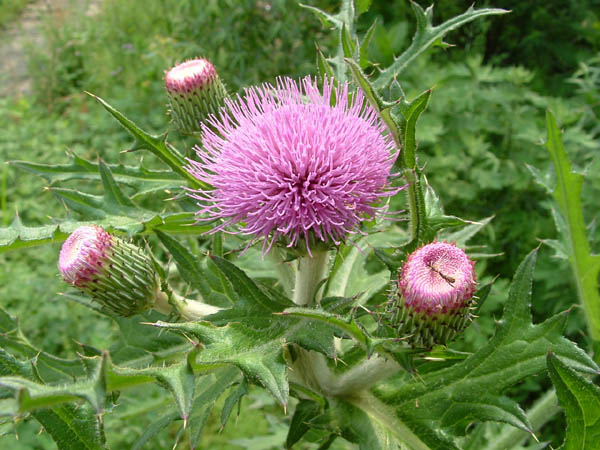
[59,226,159,316]
[164,58,228,134]
[387,242,477,347]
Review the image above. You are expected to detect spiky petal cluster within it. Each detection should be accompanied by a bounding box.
[164,58,228,134]
[58,226,159,317]
[186,77,397,255]
[388,242,477,347]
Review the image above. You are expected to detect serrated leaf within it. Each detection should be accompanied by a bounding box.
[372,250,598,443]
[220,377,248,430]
[10,155,181,197]
[374,3,508,89]
[301,0,357,83]
[547,352,600,450]
[544,110,600,345]
[86,92,205,189]
[399,88,431,170]
[152,320,290,406]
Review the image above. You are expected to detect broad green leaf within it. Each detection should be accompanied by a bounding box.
[547,352,600,450]
[87,92,205,189]
[374,3,508,89]
[372,250,598,443]
[10,155,181,197]
[544,110,600,345]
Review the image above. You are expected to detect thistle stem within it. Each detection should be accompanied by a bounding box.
[153,289,221,320]
[292,251,330,306]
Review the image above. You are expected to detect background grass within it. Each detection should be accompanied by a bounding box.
[0,0,599,448]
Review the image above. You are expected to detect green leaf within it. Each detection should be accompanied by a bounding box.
[301,0,357,83]
[156,231,233,308]
[544,110,600,345]
[152,320,290,406]
[10,155,181,197]
[86,92,205,189]
[286,399,323,448]
[398,88,431,169]
[372,249,598,443]
[374,3,508,89]
[220,377,248,430]
[547,352,600,450]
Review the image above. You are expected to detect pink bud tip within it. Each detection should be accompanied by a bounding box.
[164,58,217,94]
[399,242,476,316]
[58,226,113,286]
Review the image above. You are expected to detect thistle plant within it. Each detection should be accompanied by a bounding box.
[1,2,599,450]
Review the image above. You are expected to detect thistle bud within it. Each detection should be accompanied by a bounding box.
[58,226,159,317]
[388,242,477,347]
[164,58,228,134]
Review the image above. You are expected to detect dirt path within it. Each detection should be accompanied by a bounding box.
[0,0,99,97]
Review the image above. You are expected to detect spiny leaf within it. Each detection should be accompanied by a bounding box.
[152,320,290,406]
[374,3,508,89]
[10,155,181,197]
[547,352,600,450]
[86,92,205,189]
[286,399,323,448]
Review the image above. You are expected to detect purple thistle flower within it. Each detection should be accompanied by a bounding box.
[186,77,398,254]
[399,241,476,315]
[59,226,159,316]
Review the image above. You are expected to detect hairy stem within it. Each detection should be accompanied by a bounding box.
[154,289,221,320]
[268,247,295,296]
[292,251,330,306]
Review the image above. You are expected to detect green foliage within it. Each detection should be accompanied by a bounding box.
[1,0,599,448]
[547,352,600,449]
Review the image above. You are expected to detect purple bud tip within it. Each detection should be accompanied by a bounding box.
[164,58,217,94]
[399,242,476,316]
[59,226,113,286]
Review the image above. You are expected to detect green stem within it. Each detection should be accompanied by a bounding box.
[485,389,559,450]
[268,247,295,297]
[153,289,221,320]
[292,251,330,306]
[346,392,432,450]
[405,169,420,241]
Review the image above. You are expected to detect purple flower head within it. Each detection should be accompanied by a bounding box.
[59,225,114,287]
[186,77,398,254]
[164,58,217,94]
[399,241,476,316]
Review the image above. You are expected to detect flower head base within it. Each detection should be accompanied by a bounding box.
[387,242,477,347]
[59,226,159,317]
[186,77,398,255]
[164,58,228,134]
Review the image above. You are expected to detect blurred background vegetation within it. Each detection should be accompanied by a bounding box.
[0,0,598,448]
